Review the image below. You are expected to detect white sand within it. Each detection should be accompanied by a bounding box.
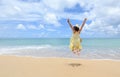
[0,56,120,77]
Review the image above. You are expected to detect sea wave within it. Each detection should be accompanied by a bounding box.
[0,45,120,60]
[0,45,61,54]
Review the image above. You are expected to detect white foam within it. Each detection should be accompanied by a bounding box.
[0,45,55,55]
[0,46,120,60]
[0,45,53,50]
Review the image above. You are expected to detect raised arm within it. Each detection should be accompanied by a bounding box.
[67,19,73,31]
[79,18,87,32]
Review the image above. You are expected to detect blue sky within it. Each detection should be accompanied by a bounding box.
[0,0,120,38]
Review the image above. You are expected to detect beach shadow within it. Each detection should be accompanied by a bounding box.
[68,63,82,67]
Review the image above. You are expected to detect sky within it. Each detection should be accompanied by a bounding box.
[0,0,120,38]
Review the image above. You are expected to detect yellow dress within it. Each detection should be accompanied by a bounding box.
[69,32,82,51]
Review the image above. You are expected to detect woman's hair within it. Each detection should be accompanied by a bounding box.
[73,26,79,31]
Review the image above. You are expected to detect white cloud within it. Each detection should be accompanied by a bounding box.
[0,0,120,37]
[20,24,56,32]
[43,13,61,26]
[79,0,120,36]
[42,0,79,11]
[16,24,45,30]
[38,24,44,29]
[27,24,45,30]
[14,6,22,12]
[16,24,26,30]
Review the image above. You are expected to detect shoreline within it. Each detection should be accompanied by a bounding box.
[1,55,120,61]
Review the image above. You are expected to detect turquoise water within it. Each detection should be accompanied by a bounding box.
[0,38,69,46]
[0,38,120,60]
[0,38,120,47]
[83,38,120,48]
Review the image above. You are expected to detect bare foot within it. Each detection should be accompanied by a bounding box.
[72,50,77,55]
[72,49,81,56]
[76,50,80,56]
[77,51,80,56]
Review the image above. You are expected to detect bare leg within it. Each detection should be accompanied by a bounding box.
[76,49,81,56]
[72,47,76,54]
[72,49,76,54]
[72,51,76,54]
[72,50,77,55]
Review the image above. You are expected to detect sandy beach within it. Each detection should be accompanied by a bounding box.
[0,56,120,77]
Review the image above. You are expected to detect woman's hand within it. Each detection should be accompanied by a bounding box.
[67,19,70,23]
[67,18,73,31]
[85,18,87,20]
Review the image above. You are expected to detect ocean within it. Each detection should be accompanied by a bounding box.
[0,38,120,60]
